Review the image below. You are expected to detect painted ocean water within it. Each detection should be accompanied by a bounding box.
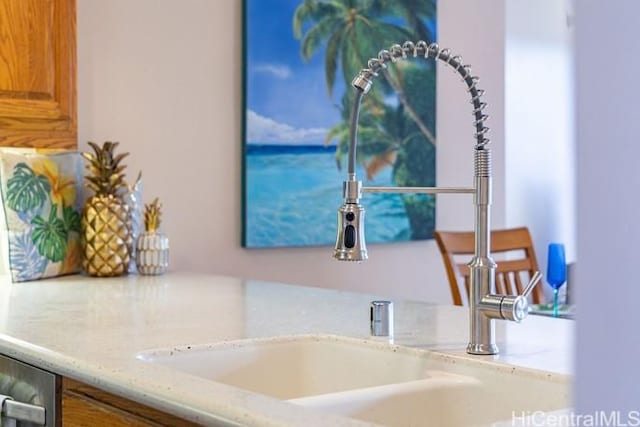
[245,145,410,248]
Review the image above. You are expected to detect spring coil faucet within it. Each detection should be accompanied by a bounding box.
[333,41,542,355]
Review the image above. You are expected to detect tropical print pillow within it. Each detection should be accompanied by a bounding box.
[0,150,83,282]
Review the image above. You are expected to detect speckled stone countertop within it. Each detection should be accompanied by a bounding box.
[0,273,574,426]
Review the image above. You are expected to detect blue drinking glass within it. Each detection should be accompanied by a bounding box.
[546,243,567,317]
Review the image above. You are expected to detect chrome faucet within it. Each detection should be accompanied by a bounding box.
[333,41,542,355]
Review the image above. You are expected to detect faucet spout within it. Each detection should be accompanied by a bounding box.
[467,149,499,354]
[334,40,541,356]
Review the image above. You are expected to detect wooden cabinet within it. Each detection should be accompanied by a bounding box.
[62,378,199,426]
[0,0,77,149]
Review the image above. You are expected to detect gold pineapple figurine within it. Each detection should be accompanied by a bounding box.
[136,198,169,275]
[81,141,132,276]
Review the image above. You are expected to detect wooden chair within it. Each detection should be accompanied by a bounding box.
[434,227,544,306]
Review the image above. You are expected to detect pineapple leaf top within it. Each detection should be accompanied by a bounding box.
[144,198,162,232]
[83,141,129,195]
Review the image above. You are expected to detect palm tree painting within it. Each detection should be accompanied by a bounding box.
[243,0,437,248]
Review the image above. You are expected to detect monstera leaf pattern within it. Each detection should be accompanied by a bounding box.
[31,205,68,263]
[9,230,48,282]
[63,205,81,234]
[5,163,51,212]
[0,152,83,281]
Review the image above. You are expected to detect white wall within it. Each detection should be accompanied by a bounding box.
[437,0,506,231]
[505,0,575,298]
[575,0,640,414]
[77,0,506,303]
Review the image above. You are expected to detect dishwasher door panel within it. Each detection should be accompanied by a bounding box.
[0,354,59,426]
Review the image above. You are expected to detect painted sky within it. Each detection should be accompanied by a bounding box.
[246,0,345,145]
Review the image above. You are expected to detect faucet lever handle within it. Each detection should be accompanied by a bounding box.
[522,271,542,299]
[496,271,542,323]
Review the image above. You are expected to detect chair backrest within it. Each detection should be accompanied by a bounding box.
[434,227,544,306]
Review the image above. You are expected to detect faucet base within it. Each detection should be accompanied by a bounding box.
[466,343,499,355]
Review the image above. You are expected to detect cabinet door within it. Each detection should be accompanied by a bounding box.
[62,378,199,427]
[0,0,76,149]
[62,393,157,427]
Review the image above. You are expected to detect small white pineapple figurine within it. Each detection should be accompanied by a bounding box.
[135,198,169,275]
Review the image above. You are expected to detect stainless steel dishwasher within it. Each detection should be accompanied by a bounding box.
[0,354,59,426]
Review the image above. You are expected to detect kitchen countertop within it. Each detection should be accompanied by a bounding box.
[0,272,574,426]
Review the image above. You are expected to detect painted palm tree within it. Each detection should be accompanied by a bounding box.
[325,90,385,171]
[329,63,435,170]
[379,0,436,43]
[328,65,436,238]
[356,100,436,239]
[293,0,436,146]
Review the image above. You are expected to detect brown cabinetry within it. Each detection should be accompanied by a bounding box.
[0,0,77,148]
[62,378,199,426]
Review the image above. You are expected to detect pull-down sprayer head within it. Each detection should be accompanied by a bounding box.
[333,87,368,262]
[334,179,367,261]
[333,200,367,261]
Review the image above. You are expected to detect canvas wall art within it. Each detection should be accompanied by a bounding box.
[0,149,83,282]
[243,0,437,248]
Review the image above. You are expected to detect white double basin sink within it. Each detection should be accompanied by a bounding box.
[137,335,571,426]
